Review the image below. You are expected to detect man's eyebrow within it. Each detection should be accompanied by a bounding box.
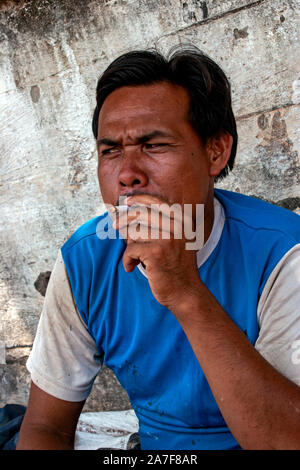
[137,130,174,143]
[97,130,173,147]
[97,137,119,147]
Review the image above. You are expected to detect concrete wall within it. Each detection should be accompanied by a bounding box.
[0,0,299,411]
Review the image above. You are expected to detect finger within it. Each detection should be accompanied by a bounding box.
[126,195,183,223]
[122,242,148,272]
[119,221,169,243]
[125,195,199,239]
[116,204,149,224]
[115,207,184,240]
[112,204,149,229]
[112,207,153,242]
[116,220,181,243]
[115,199,184,230]
[125,194,165,206]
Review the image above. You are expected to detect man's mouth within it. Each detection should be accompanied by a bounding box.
[115,191,171,207]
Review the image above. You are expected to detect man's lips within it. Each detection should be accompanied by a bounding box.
[116,191,150,205]
[115,191,171,207]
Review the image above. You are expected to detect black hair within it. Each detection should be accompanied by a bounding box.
[92,45,238,180]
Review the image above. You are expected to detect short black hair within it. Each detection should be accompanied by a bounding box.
[92,45,238,181]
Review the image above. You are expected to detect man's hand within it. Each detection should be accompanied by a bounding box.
[113,194,203,311]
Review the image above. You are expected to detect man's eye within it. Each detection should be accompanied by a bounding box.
[101,148,117,156]
[144,143,166,149]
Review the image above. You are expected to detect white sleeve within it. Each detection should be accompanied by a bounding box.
[255,244,300,386]
[26,249,103,402]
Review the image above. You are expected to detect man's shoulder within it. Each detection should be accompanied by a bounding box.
[62,213,105,251]
[214,188,300,242]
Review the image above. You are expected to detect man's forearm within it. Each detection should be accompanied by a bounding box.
[172,282,300,450]
[16,423,74,450]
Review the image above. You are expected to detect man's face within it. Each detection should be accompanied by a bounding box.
[97,82,215,214]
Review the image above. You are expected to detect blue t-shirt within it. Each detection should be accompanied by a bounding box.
[61,189,300,450]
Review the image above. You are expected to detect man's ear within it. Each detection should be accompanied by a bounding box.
[206,132,233,177]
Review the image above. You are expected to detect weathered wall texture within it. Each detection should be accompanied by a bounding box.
[0,0,299,411]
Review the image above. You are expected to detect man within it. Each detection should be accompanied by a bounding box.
[17,47,300,450]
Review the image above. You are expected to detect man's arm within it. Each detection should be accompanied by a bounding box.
[17,381,85,450]
[172,286,300,450]
[20,250,102,449]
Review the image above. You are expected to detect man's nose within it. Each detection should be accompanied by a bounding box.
[118,147,148,189]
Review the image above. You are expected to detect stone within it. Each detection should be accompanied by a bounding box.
[34,271,51,297]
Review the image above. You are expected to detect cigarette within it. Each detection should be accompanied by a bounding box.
[111,204,148,214]
[115,205,130,213]
[109,205,129,214]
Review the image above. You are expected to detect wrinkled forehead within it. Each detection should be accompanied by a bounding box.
[98,82,190,133]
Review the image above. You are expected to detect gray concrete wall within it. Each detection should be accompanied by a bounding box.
[0,0,299,411]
